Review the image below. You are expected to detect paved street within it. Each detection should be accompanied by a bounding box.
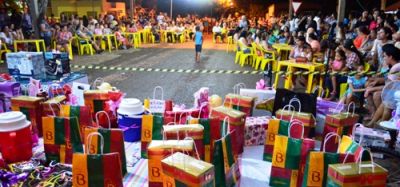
[71,36,263,107]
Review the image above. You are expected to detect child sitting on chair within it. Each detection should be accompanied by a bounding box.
[328,49,346,100]
[115,27,130,50]
[340,65,367,105]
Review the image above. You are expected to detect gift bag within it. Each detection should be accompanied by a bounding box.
[60,104,94,140]
[161,152,215,187]
[263,106,304,162]
[276,98,316,138]
[83,111,127,176]
[141,114,166,158]
[42,116,83,164]
[302,133,356,187]
[163,123,205,161]
[164,108,200,125]
[316,98,345,116]
[188,116,221,163]
[147,139,194,187]
[42,96,66,116]
[321,123,352,153]
[213,117,241,187]
[224,83,255,116]
[273,89,317,116]
[72,132,123,187]
[327,150,388,187]
[325,102,359,129]
[338,135,371,162]
[244,116,270,146]
[210,105,246,156]
[11,96,45,144]
[270,122,315,187]
[145,86,166,114]
[84,90,117,128]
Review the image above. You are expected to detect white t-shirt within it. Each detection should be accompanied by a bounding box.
[313,16,321,31]
[212,26,222,33]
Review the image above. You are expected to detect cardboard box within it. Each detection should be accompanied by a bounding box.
[6,52,45,79]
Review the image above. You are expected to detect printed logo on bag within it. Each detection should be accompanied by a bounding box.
[268,133,275,143]
[311,171,321,182]
[275,153,284,163]
[45,131,54,141]
[151,167,161,178]
[89,145,96,154]
[105,179,117,187]
[144,130,151,139]
[76,174,86,185]
[66,139,72,149]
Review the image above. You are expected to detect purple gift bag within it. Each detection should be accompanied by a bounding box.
[0,82,21,113]
[316,98,345,116]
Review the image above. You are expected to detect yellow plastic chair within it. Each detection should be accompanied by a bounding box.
[226,36,235,52]
[235,43,243,64]
[339,83,348,98]
[238,41,253,67]
[312,52,324,63]
[258,47,277,71]
[77,37,94,56]
[251,43,263,68]
[0,43,11,63]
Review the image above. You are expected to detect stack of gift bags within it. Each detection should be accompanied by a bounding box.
[0,76,391,187]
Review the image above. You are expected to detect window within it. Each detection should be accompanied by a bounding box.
[111,2,116,8]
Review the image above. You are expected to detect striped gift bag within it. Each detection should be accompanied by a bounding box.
[140,114,165,158]
[73,132,123,187]
[60,105,94,140]
[42,116,83,164]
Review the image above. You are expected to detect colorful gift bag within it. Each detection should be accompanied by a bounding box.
[164,109,201,124]
[338,135,370,162]
[316,98,345,116]
[212,118,240,187]
[141,114,166,158]
[161,152,215,187]
[60,104,94,140]
[245,116,270,146]
[327,150,387,187]
[147,139,194,187]
[321,124,352,153]
[325,103,359,128]
[72,132,123,187]
[84,90,117,128]
[163,124,205,161]
[42,96,67,116]
[302,133,356,187]
[42,116,83,164]
[270,122,315,187]
[188,117,221,163]
[11,96,44,140]
[276,98,315,138]
[84,111,127,176]
[210,105,246,156]
[263,114,303,162]
[224,93,255,117]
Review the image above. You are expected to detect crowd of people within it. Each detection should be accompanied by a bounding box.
[228,9,400,127]
[0,6,399,127]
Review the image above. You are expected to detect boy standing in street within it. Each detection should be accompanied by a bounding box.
[194,26,203,63]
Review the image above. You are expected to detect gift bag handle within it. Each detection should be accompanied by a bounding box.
[346,102,356,117]
[86,132,104,155]
[92,78,104,89]
[342,151,354,164]
[288,120,304,139]
[48,102,61,117]
[323,132,342,153]
[289,98,301,113]
[352,123,365,143]
[222,116,230,137]
[233,83,246,95]
[358,149,375,174]
[279,105,296,122]
[153,86,164,100]
[184,137,200,160]
[48,84,63,97]
[95,111,111,129]
[162,122,178,141]
[223,97,234,108]
[196,103,208,119]
[332,99,345,114]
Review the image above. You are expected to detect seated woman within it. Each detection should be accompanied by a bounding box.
[115,26,131,49]
[0,26,15,49]
[76,24,103,54]
[56,25,73,53]
[365,44,400,126]
[238,31,251,54]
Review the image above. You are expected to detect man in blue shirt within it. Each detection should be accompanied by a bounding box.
[194,26,203,63]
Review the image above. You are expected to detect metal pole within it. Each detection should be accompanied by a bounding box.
[289,0,293,20]
[170,0,173,19]
[131,0,134,17]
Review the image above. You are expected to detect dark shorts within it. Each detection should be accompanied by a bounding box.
[195,45,202,53]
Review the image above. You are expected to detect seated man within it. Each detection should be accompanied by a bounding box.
[212,22,223,42]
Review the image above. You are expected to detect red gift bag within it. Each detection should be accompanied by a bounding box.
[325,102,359,128]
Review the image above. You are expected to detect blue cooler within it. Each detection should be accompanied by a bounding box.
[117,98,145,142]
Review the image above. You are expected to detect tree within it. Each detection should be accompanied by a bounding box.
[24,0,48,37]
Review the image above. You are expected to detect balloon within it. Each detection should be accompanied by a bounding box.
[209,94,222,108]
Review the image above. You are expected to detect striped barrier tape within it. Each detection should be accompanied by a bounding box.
[71,64,396,77]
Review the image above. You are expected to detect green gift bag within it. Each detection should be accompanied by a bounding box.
[73,132,123,187]
[327,150,388,187]
[141,114,165,158]
[302,133,356,187]
[212,117,240,187]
